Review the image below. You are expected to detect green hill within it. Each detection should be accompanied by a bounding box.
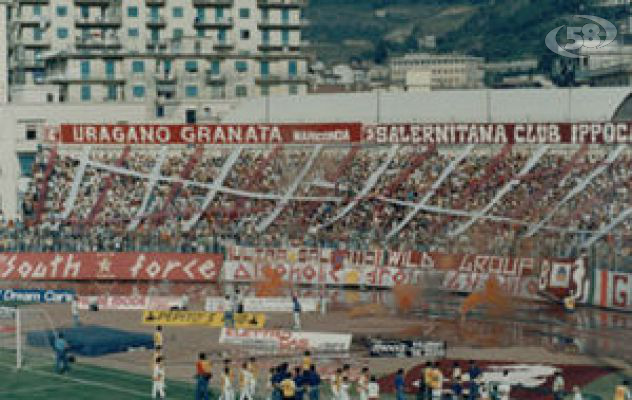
[303,0,627,64]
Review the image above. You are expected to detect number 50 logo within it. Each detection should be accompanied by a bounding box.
[545,15,617,58]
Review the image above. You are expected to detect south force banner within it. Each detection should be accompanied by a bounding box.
[0,253,223,282]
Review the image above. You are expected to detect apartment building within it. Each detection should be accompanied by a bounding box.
[5,0,309,110]
[389,53,484,90]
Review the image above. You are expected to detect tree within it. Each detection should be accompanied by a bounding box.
[374,40,388,64]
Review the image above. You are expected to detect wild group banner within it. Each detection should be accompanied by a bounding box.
[441,271,543,300]
[227,246,550,276]
[78,295,184,310]
[219,328,352,351]
[0,253,223,282]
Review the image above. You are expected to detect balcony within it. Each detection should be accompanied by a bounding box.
[75,35,122,49]
[146,15,166,27]
[255,74,309,84]
[193,0,234,5]
[75,15,122,27]
[21,40,51,49]
[257,18,308,29]
[155,72,177,84]
[213,40,235,51]
[146,37,169,50]
[205,70,226,85]
[45,73,126,84]
[257,0,306,8]
[12,14,44,27]
[74,0,112,5]
[193,16,234,28]
[17,0,49,4]
[146,0,165,5]
[11,55,45,69]
[258,41,309,53]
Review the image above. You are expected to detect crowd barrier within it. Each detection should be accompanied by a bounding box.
[0,247,629,313]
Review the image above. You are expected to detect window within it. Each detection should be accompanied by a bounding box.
[215,7,224,20]
[235,60,248,73]
[34,28,43,41]
[185,60,198,73]
[56,28,68,39]
[107,85,117,100]
[80,5,89,19]
[185,110,196,124]
[281,9,289,23]
[261,9,269,20]
[80,60,90,78]
[127,6,138,17]
[240,30,250,40]
[132,85,145,98]
[262,30,270,44]
[185,85,198,98]
[164,60,172,73]
[150,6,159,19]
[173,28,183,39]
[105,60,115,77]
[235,85,247,97]
[260,84,269,96]
[80,85,91,101]
[33,70,45,83]
[172,7,184,18]
[81,28,89,39]
[260,60,269,76]
[218,29,226,42]
[151,29,160,42]
[196,28,205,38]
[239,8,250,18]
[156,105,165,118]
[210,60,220,75]
[288,60,297,76]
[281,30,289,45]
[33,5,41,16]
[128,28,139,37]
[289,84,298,95]
[132,60,145,73]
[196,7,205,20]
[56,6,67,17]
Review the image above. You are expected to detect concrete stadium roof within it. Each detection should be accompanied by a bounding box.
[223,87,632,124]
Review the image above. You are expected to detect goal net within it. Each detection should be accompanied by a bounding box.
[0,306,59,370]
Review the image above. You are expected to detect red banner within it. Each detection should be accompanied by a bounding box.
[364,122,632,144]
[59,123,362,145]
[0,253,222,282]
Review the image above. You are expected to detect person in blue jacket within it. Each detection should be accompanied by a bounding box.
[294,367,306,400]
[395,368,406,400]
[307,365,321,400]
[53,332,70,374]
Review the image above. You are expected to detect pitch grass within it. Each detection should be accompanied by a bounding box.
[0,349,628,400]
[0,349,202,400]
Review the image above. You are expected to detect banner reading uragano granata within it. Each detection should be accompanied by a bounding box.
[0,253,223,282]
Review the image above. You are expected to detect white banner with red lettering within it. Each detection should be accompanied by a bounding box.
[78,295,184,310]
[222,261,426,288]
[441,271,542,300]
[219,328,352,351]
[590,270,632,311]
[0,253,223,282]
[205,297,319,312]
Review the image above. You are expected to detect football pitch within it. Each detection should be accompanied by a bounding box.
[0,350,201,400]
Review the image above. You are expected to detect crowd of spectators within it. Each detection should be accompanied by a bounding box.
[9,144,632,264]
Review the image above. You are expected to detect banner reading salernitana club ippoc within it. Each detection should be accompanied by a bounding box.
[59,122,632,145]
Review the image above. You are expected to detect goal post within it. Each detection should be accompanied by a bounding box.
[0,306,59,370]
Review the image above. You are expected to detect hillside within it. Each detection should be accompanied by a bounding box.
[303,0,627,65]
